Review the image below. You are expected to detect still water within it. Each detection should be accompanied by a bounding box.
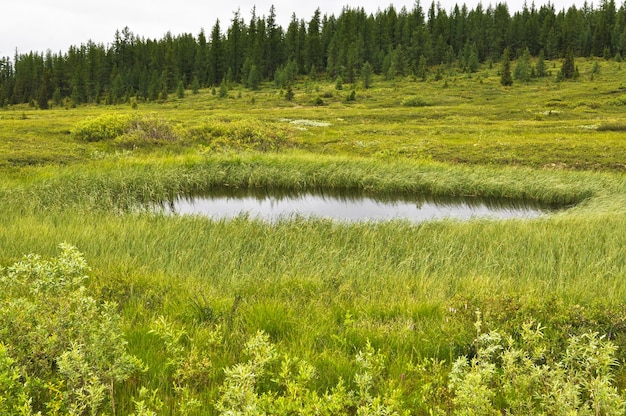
[159,189,552,223]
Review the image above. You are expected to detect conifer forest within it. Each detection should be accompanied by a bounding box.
[1,1,626,107]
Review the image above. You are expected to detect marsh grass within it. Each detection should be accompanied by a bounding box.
[2,59,626,413]
[1,153,607,217]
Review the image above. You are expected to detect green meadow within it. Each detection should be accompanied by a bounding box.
[2,59,626,414]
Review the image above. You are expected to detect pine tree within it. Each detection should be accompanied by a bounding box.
[209,20,224,86]
[247,64,261,90]
[417,54,429,81]
[462,42,479,73]
[335,75,343,90]
[36,70,51,109]
[535,49,547,77]
[385,61,397,81]
[159,78,169,101]
[176,80,185,98]
[305,9,323,74]
[52,87,63,107]
[191,76,200,94]
[274,67,287,88]
[560,48,576,79]
[500,48,513,86]
[110,73,125,104]
[219,79,228,98]
[514,47,532,82]
[361,61,373,89]
[147,71,160,101]
[285,84,294,101]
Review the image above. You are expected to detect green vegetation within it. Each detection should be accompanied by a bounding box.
[2,58,626,414]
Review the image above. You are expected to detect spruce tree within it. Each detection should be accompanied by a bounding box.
[500,48,513,86]
[159,80,169,101]
[335,75,343,90]
[191,76,200,94]
[247,65,261,90]
[385,61,397,81]
[109,73,125,104]
[219,79,228,98]
[285,84,294,101]
[417,55,429,81]
[361,61,373,89]
[560,48,576,79]
[514,47,532,82]
[52,87,63,107]
[176,80,185,98]
[36,72,51,109]
[535,50,547,77]
[36,87,49,109]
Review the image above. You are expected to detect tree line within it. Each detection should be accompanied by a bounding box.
[1,0,626,108]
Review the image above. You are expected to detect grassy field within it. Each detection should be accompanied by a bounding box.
[2,59,626,414]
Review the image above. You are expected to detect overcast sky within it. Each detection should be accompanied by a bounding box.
[3,0,581,56]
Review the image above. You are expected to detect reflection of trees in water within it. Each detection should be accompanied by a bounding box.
[153,187,560,223]
[185,187,557,210]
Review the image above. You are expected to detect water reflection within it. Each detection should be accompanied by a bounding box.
[158,188,553,223]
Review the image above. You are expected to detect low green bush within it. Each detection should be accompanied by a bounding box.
[71,113,184,146]
[0,244,144,415]
[448,315,625,415]
[401,96,431,107]
[116,114,185,148]
[148,310,626,414]
[597,123,626,132]
[188,119,292,151]
[150,325,406,415]
[71,113,135,142]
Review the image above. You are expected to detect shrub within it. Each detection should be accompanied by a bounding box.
[214,333,405,415]
[71,113,135,142]
[448,315,626,415]
[312,96,325,106]
[0,244,144,414]
[71,113,184,146]
[115,114,184,147]
[401,96,431,107]
[188,119,292,151]
[597,123,626,132]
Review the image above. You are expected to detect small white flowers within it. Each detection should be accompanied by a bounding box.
[279,118,331,127]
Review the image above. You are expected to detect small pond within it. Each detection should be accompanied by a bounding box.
[157,189,555,223]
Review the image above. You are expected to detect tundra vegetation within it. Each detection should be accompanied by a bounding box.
[2,34,626,415]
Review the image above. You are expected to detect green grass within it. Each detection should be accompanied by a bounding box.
[2,58,626,413]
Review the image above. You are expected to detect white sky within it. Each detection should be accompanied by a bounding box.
[2,0,582,56]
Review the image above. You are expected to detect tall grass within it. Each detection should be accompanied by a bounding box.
[3,202,626,410]
[2,152,615,216]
